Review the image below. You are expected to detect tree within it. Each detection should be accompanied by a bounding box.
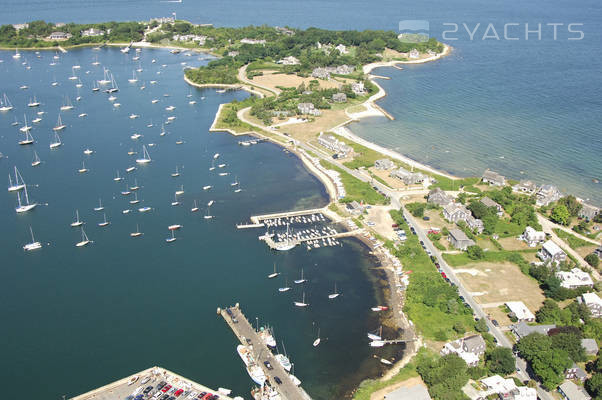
[585,373,602,398]
[453,321,465,334]
[585,253,600,268]
[486,347,516,375]
[467,245,485,260]
[550,204,571,225]
[536,300,562,324]
[558,195,582,217]
[550,332,586,362]
[475,318,489,333]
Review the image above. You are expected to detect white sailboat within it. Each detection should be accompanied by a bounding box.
[84,148,94,155]
[49,132,62,149]
[278,277,291,292]
[191,200,199,212]
[60,95,74,111]
[171,193,180,206]
[128,70,138,83]
[171,166,180,177]
[230,176,239,186]
[268,263,280,279]
[160,124,166,136]
[53,114,66,131]
[78,161,88,173]
[135,145,151,164]
[175,185,184,195]
[18,130,34,145]
[130,179,140,191]
[8,166,25,192]
[23,226,42,251]
[129,192,140,204]
[31,151,41,167]
[27,95,40,107]
[130,224,143,237]
[313,328,321,347]
[0,93,14,111]
[294,268,307,284]
[113,170,123,182]
[70,210,84,227]
[166,230,176,243]
[94,198,104,211]
[98,213,110,227]
[207,200,214,207]
[75,227,91,247]
[15,186,37,213]
[92,80,100,92]
[19,114,32,132]
[294,291,309,307]
[203,205,213,219]
[203,185,212,191]
[98,68,111,85]
[12,49,21,59]
[275,343,292,371]
[328,282,340,299]
[107,73,119,93]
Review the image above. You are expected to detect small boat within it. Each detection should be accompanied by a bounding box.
[294,268,307,284]
[370,340,385,348]
[166,230,176,243]
[126,166,136,173]
[130,133,142,140]
[130,180,140,191]
[151,99,159,104]
[19,114,32,132]
[207,200,214,207]
[75,227,91,247]
[128,71,138,83]
[53,114,66,131]
[8,166,26,192]
[191,200,199,212]
[135,145,151,164]
[294,291,309,307]
[380,358,393,365]
[113,170,123,182]
[129,192,140,204]
[23,226,42,251]
[231,176,239,186]
[171,166,180,177]
[32,117,42,123]
[83,148,93,155]
[78,161,89,173]
[367,326,383,342]
[92,81,100,92]
[98,213,110,227]
[49,132,62,149]
[218,163,226,168]
[175,138,183,144]
[70,210,84,227]
[171,194,180,206]
[219,172,229,176]
[313,328,321,347]
[160,124,166,136]
[213,153,220,159]
[328,282,340,299]
[127,375,138,386]
[12,49,21,60]
[121,185,131,196]
[268,263,280,279]
[27,95,40,107]
[175,185,184,195]
[138,206,151,213]
[188,100,196,105]
[203,185,212,191]
[18,131,34,145]
[122,209,131,214]
[129,113,139,119]
[203,206,213,219]
[130,224,143,237]
[108,95,117,102]
[93,198,104,211]
[79,113,88,118]
[31,151,41,167]
[168,224,182,231]
[278,277,291,292]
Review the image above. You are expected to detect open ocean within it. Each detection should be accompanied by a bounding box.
[0,0,600,399]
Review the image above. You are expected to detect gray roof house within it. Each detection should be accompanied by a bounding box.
[482,169,506,186]
[513,179,538,195]
[510,321,556,339]
[448,229,475,250]
[298,102,322,116]
[537,240,567,264]
[466,215,484,234]
[463,334,486,354]
[581,338,599,355]
[49,31,72,40]
[443,203,470,223]
[578,292,602,318]
[428,188,452,206]
[332,92,347,103]
[346,201,365,215]
[374,159,395,170]
[390,167,426,185]
[384,384,431,400]
[317,132,352,156]
[311,67,331,79]
[481,197,503,215]
[565,364,588,382]
[536,184,563,206]
[558,380,591,400]
[579,203,600,221]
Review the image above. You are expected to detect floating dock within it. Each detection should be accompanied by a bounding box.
[260,229,362,250]
[250,207,328,224]
[219,304,313,400]
[70,366,237,400]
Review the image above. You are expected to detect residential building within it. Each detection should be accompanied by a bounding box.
[351,81,366,95]
[510,321,556,339]
[481,196,504,216]
[332,92,347,103]
[482,169,506,186]
[523,226,546,247]
[374,159,395,171]
[311,67,331,79]
[334,64,354,75]
[578,292,602,318]
[317,132,352,157]
[12,23,28,31]
[390,167,426,185]
[443,203,470,223]
[556,268,594,289]
[81,28,105,37]
[558,381,591,400]
[448,229,476,250]
[48,31,72,40]
[335,44,348,54]
[536,184,563,206]
[277,56,300,65]
[275,26,295,36]
[506,301,535,322]
[537,240,567,264]
[227,51,239,57]
[480,375,537,400]
[513,180,538,195]
[150,17,175,24]
[240,38,266,45]
[384,383,431,400]
[565,364,588,382]
[346,201,365,216]
[581,338,599,355]
[466,215,484,234]
[441,334,485,366]
[579,203,600,221]
[298,103,321,116]
[409,49,420,59]
[428,188,452,206]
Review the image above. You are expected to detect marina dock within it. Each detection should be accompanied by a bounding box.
[219,304,313,400]
[250,207,328,225]
[260,229,362,250]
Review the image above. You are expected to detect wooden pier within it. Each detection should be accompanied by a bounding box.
[219,304,313,400]
[250,207,328,224]
[236,222,265,229]
[261,229,363,250]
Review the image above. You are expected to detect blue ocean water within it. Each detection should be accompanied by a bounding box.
[0,48,390,400]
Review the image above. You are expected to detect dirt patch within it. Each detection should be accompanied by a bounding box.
[415,209,454,232]
[251,71,343,91]
[451,261,545,323]
[370,376,425,400]
[365,206,396,240]
[497,237,531,251]
[279,109,351,141]
[576,245,598,258]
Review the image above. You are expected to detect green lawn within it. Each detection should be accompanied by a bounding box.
[429,176,480,191]
[442,249,536,273]
[319,160,387,205]
[494,219,525,237]
[553,228,592,249]
[353,360,418,400]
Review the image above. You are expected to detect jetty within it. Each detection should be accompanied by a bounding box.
[218,304,312,400]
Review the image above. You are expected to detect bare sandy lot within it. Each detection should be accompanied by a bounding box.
[280,109,351,140]
[365,205,396,240]
[251,70,344,90]
[498,237,531,251]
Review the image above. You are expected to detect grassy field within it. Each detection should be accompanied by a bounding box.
[553,228,593,249]
[353,361,418,400]
[319,160,387,205]
[442,249,537,272]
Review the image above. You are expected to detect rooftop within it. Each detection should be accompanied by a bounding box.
[384,384,431,400]
[505,301,535,321]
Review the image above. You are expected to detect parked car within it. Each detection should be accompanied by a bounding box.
[492,319,499,327]
[274,376,282,385]
[423,216,430,221]
[175,389,184,397]
[162,385,172,393]
[441,272,447,279]
[264,361,273,370]
[144,386,154,394]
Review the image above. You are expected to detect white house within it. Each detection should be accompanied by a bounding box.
[409,49,420,59]
[317,132,352,157]
[578,292,602,318]
[480,375,537,400]
[482,169,506,186]
[505,301,535,322]
[277,56,300,65]
[390,167,426,185]
[536,184,563,206]
[523,226,546,247]
[81,28,105,37]
[441,335,485,367]
[240,38,266,45]
[335,44,348,54]
[537,240,567,264]
[351,81,366,95]
[48,31,72,40]
[374,159,395,170]
[513,180,538,195]
[443,203,470,223]
[556,268,594,289]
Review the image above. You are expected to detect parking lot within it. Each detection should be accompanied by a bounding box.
[71,367,236,400]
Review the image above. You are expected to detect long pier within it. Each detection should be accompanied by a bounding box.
[219,304,312,400]
[250,207,328,224]
[261,229,362,250]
